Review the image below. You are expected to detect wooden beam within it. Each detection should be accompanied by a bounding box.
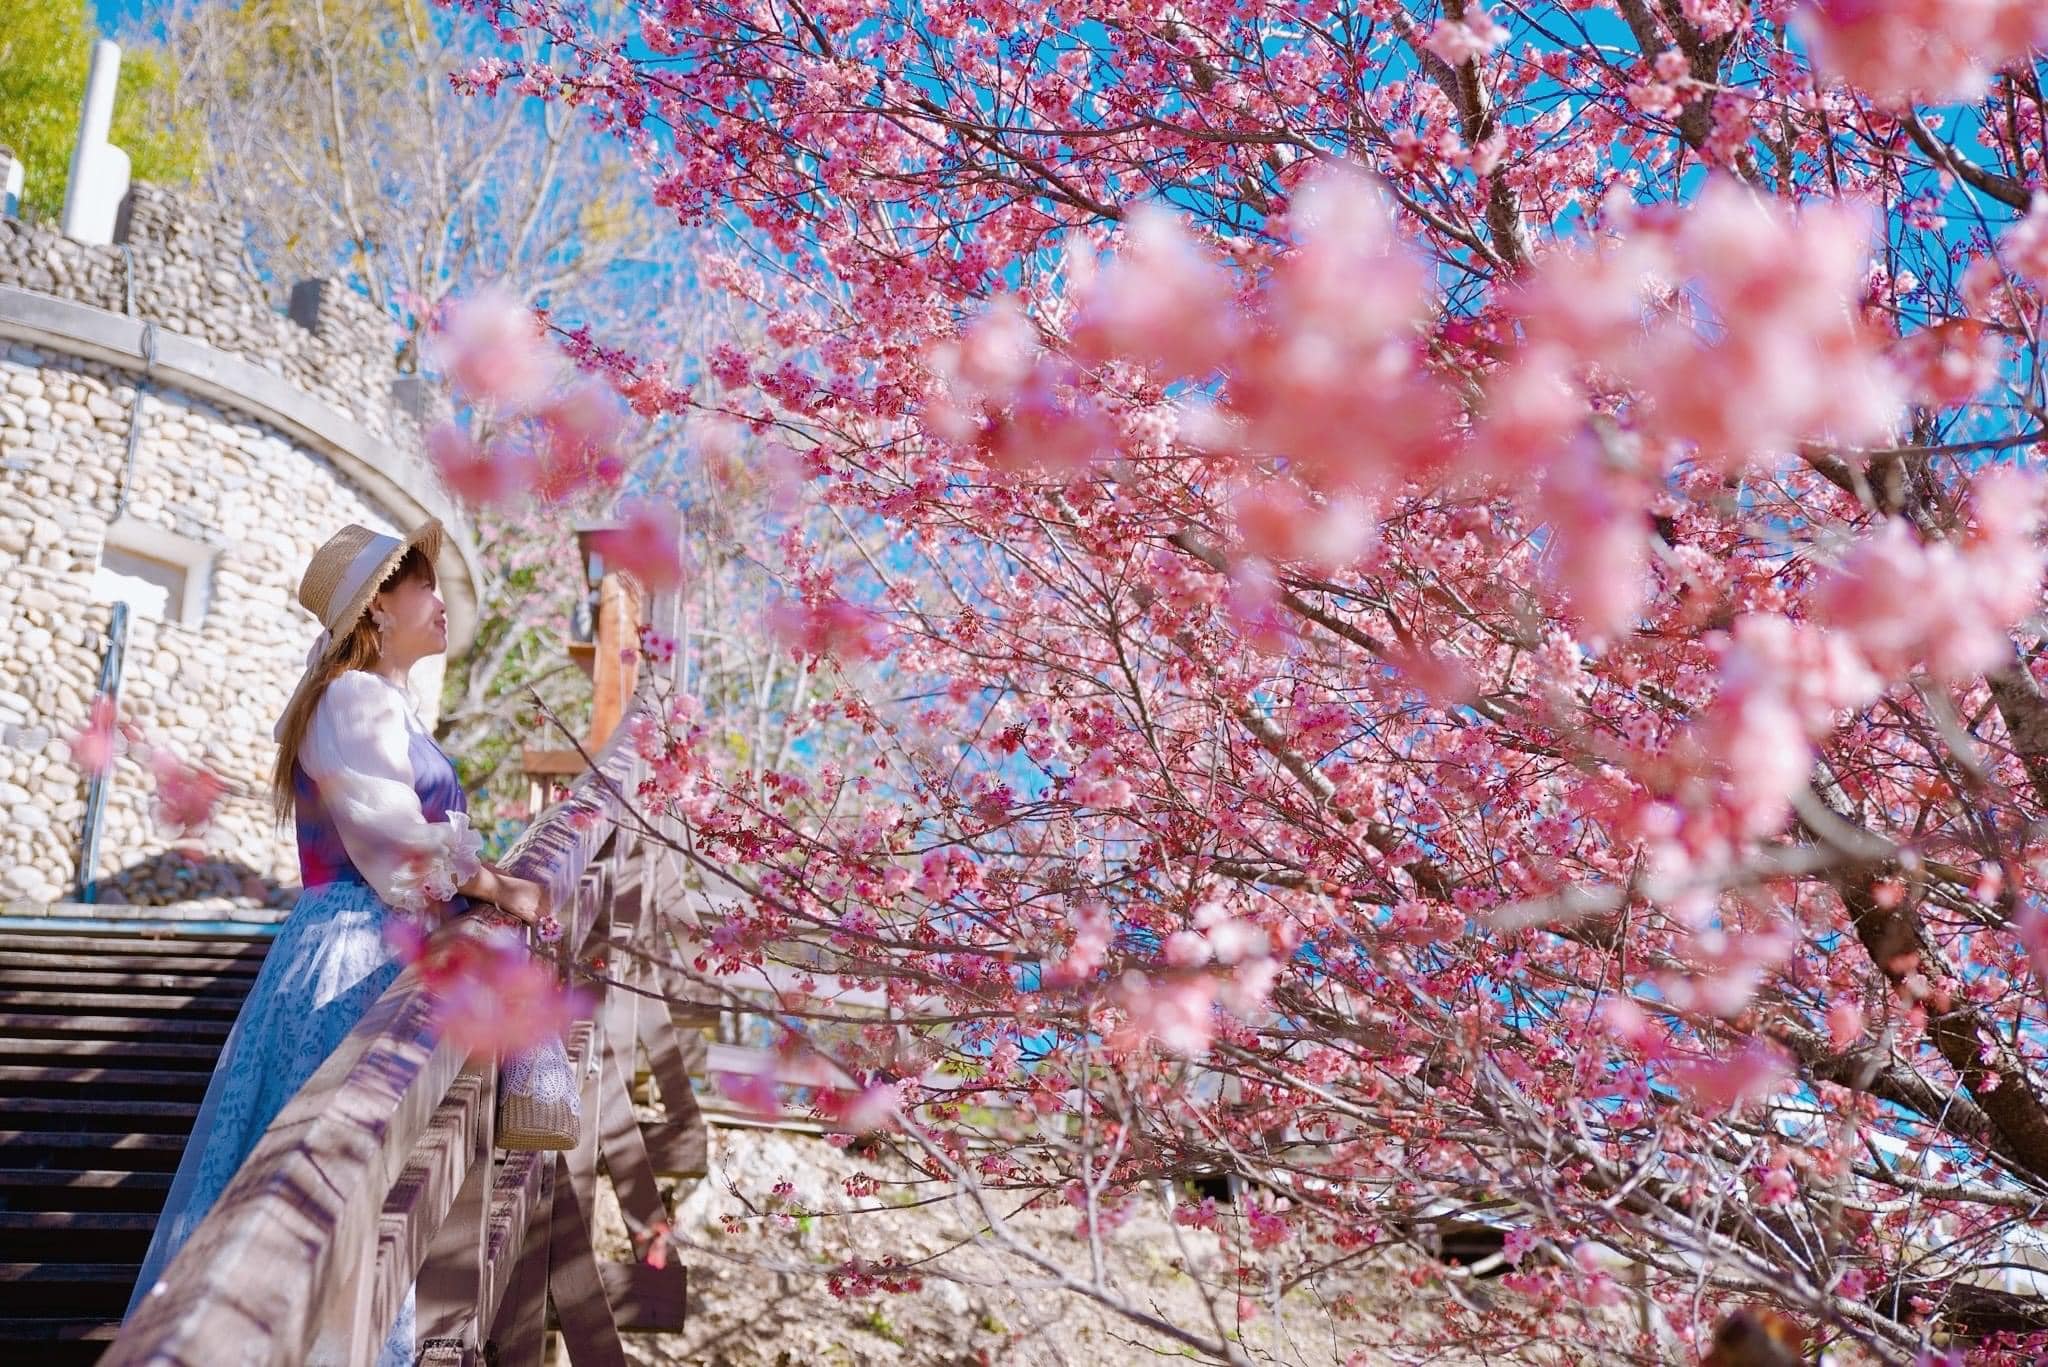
[703,1042,843,1089]
[415,1060,498,1360]
[547,1175,628,1367]
[596,1000,685,1331]
[611,848,708,1179]
[377,1061,493,1349]
[637,1023,707,1179]
[483,1152,553,1367]
[595,1262,689,1334]
[589,572,642,753]
[479,1024,590,1336]
[545,1020,627,1367]
[521,748,590,779]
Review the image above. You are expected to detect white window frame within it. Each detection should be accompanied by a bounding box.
[94,518,214,627]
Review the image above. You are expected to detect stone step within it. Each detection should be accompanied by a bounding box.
[0,949,263,976]
[0,1131,189,1174]
[0,968,257,996]
[0,923,268,1362]
[0,1169,172,1214]
[0,1064,213,1101]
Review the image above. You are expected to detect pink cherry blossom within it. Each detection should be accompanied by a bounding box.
[978,364,1119,475]
[1533,436,1646,639]
[531,379,630,503]
[1893,320,2000,409]
[1230,479,1376,572]
[1601,997,1660,1054]
[1246,166,1445,480]
[1797,0,2048,104]
[67,694,118,777]
[1068,747,1135,808]
[929,292,1040,430]
[1704,685,1812,841]
[713,1068,784,1120]
[391,922,587,1056]
[426,422,534,510]
[428,285,556,412]
[1756,1160,1798,1206]
[1680,0,1741,39]
[819,1081,899,1135]
[1468,344,1582,477]
[1717,612,1882,730]
[1204,918,1269,965]
[2019,906,2048,998]
[1071,208,1239,380]
[1675,1041,1790,1113]
[1421,9,1509,65]
[1660,925,1794,1018]
[1827,1001,1866,1050]
[588,499,686,591]
[636,625,678,666]
[1219,956,1279,1019]
[1044,905,1112,989]
[149,751,227,838]
[638,1219,674,1271]
[766,596,887,662]
[1633,183,1901,469]
[1816,508,2042,683]
[1964,465,2047,624]
[441,3,2048,1352]
[1116,971,1219,1058]
[2004,195,2048,289]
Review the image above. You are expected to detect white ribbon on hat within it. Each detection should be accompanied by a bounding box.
[327,535,406,629]
[271,534,405,742]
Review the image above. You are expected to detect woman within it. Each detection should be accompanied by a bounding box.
[123,520,550,1364]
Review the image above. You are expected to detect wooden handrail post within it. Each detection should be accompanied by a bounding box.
[416,1057,498,1364]
[523,534,647,817]
[485,1152,555,1367]
[545,1018,627,1367]
[591,570,643,752]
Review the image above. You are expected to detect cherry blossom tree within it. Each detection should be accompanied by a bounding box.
[418,0,2048,1360]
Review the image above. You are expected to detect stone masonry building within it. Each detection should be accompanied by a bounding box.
[0,178,482,909]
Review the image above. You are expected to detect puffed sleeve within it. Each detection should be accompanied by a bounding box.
[301,671,483,914]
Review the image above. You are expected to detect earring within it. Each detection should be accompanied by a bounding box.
[371,609,393,645]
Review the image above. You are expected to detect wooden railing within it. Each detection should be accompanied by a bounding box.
[106,708,705,1366]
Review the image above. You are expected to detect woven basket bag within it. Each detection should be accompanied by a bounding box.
[496,1032,582,1152]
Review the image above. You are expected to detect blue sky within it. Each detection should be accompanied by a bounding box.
[92,1,150,36]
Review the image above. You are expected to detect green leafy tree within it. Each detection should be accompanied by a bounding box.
[0,0,199,220]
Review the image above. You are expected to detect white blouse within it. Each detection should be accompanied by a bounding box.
[299,670,483,914]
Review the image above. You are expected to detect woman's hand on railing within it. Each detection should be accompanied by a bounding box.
[461,863,553,928]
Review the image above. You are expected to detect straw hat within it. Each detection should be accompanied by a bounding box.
[271,520,444,740]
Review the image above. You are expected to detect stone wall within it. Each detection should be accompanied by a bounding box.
[0,184,413,443]
[0,186,453,909]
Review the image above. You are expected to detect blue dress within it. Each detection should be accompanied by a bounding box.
[124,715,471,1365]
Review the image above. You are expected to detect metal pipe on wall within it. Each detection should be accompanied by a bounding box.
[76,601,130,904]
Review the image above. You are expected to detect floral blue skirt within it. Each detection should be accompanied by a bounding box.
[124,878,415,1365]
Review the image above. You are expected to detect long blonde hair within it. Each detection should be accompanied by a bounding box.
[270,547,437,822]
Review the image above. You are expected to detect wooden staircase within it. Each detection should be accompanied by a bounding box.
[0,922,270,1364]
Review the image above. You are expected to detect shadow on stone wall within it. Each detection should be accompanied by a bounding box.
[98,848,292,909]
